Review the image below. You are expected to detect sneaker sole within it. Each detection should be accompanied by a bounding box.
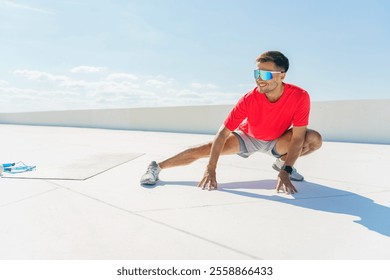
[141,181,157,185]
[140,177,159,185]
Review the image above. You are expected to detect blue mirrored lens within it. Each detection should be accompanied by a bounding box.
[254,69,260,79]
[261,70,272,80]
[254,69,273,81]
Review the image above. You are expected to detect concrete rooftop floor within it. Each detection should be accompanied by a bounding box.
[0,124,389,260]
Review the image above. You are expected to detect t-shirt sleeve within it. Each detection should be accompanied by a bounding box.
[224,94,248,131]
[292,91,310,127]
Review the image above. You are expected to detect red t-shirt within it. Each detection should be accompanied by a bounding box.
[224,83,310,141]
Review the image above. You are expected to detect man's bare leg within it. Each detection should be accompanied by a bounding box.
[271,128,322,181]
[140,133,240,184]
[274,128,323,159]
[159,133,241,169]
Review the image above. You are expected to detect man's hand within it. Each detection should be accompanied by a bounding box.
[276,170,298,194]
[197,167,218,191]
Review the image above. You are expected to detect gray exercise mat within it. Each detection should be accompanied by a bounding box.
[2,153,143,180]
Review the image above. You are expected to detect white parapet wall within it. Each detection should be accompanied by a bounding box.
[0,100,389,144]
[309,100,390,144]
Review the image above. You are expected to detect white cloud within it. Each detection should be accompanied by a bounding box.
[145,79,166,88]
[4,68,240,112]
[13,70,69,82]
[106,73,138,81]
[59,79,140,94]
[0,0,54,15]
[144,77,174,88]
[0,79,9,86]
[238,83,254,88]
[70,66,106,73]
[175,89,204,99]
[190,82,219,90]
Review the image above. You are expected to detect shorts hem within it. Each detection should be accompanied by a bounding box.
[233,129,278,158]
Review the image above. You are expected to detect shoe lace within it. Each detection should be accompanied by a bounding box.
[147,164,158,177]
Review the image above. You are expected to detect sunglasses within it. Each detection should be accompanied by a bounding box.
[254,69,284,81]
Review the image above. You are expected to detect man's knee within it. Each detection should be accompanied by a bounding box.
[223,134,241,154]
[205,142,213,152]
[306,130,322,151]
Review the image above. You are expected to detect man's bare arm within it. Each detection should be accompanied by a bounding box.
[197,125,231,190]
[284,126,307,166]
[276,126,306,194]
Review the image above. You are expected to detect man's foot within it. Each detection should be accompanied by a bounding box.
[140,161,161,185]
[272,158,304,181]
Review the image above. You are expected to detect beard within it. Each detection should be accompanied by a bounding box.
[257,81,278,94]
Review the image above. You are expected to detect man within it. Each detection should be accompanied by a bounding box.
[140,51,322,194]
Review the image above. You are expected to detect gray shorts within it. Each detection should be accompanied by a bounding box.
[232,129,284,158]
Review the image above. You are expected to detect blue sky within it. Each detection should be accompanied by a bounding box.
[0,0,389,112]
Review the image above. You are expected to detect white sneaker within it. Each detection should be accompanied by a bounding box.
[272,158,304,181]
[140,161,161,185]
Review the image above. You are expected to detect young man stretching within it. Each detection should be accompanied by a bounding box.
[141,51,322,194]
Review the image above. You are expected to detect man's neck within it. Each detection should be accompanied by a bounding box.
[265,83,285,102]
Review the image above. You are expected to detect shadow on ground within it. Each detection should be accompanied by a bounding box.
[219,180,390,237]
[142,179,390,237]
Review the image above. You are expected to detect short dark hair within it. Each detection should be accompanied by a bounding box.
[256,51,289,72]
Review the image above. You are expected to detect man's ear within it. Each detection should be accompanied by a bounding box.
[280,72,286,81]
